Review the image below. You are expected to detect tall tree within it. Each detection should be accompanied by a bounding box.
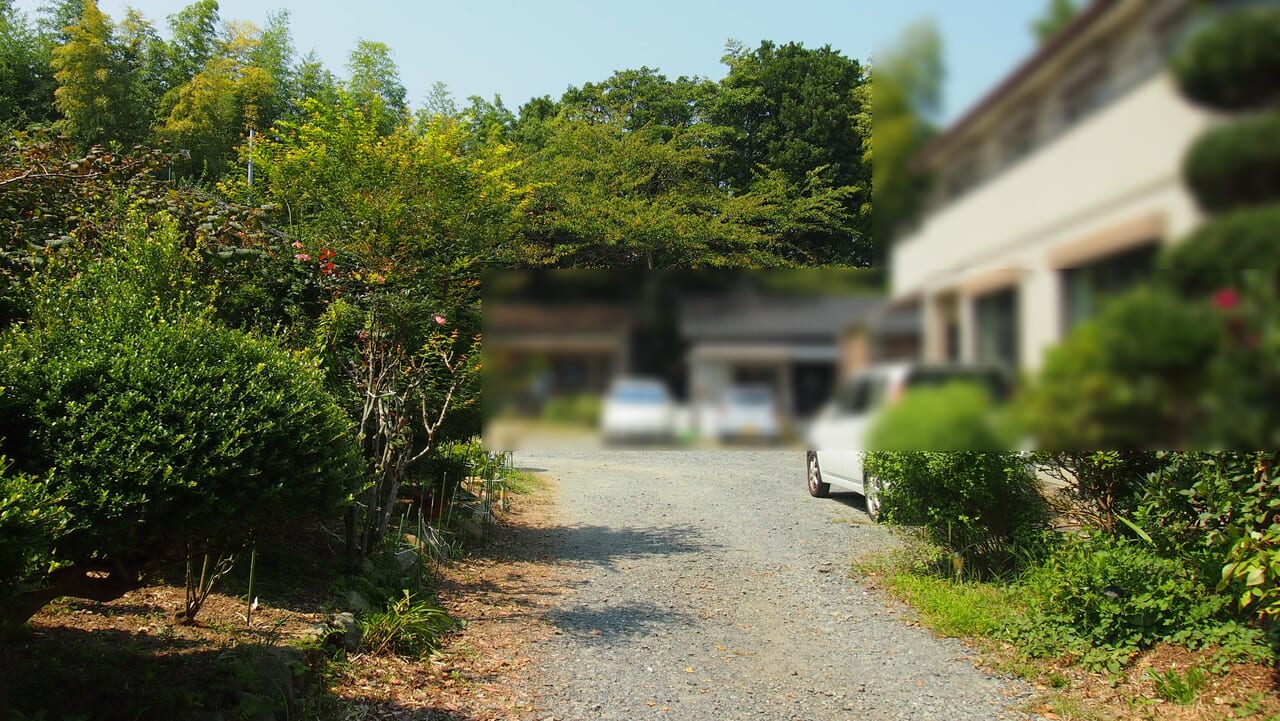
[50,0,144,147]
[518,116,784,269]
[559,67,712,136]
[712,40,871,265]
[165,0,218,87]
[346,38,406,134]
[1032,0,1080,44]
[0,2,57,128]
[871,19,944,253]
[159,22,274,178]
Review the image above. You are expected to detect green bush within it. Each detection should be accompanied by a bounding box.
[0,457,66,609]
[865,382,1017,451]
[867,451,1049,577]
[1021,288,1223,450]
[0,218,364,629]
[1009,533,1251,672]
[1182,112,1280,213]
[541,392,602,427]
[1035,451,1171,534]
[1160,205,1280,294]
[1171,5,1280,111]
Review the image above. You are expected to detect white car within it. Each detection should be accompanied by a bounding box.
[805,362,1012,520]
[600,377,677,444]
[717,385,781,442]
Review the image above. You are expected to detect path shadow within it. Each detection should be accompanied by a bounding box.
[546,600,697,644]
[829,491,875,517]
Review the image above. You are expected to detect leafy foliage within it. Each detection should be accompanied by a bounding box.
[0,216,361,628]
[1035,451,1169,535]
[1182,111,1280,214]
[361,590,457,658]
[866,381,1016,452]
[1007,533,1268,673]
[0,456,66,610]
[1021,287,1223,450]
[867,452,1049,578]
[1171,4,1280,111]
[1160,204,1280,294]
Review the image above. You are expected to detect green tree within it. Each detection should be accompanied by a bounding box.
[346,38,407,135]
[870,19,943,258]
[712,40,870,265]
[158,22,276,178]
[518,116,783,268]
[1032,0,1080,44]
[50,0,146,147]
[163,0,218,93]
[0,2,57,128]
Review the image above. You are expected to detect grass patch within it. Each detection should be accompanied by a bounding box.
[880,571,1026,638]
[502,468,545,496]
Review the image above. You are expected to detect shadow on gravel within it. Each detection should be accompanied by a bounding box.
[828,491,875,517]
[545,522,722,568]
[546,600,697,643]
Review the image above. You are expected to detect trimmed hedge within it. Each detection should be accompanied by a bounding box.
[1160,204,1280,293]
[1172,5,1280,111]
[1182,112,1280,213]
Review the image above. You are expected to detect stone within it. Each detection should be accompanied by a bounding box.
[333,611,362,653]
[346,590,373,614]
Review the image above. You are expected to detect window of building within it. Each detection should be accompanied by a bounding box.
[973,286,1019,369]
[1059,43,1111,127]
[1002,109,1038,166]
[1061,243,1159,333]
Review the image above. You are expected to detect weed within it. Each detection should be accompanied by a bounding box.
[1148,665,1207,704]
[361,590,457,658]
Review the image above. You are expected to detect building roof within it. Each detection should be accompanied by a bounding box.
[679,293,883,342]
[913,0,1118,168]
[484,303,634,336]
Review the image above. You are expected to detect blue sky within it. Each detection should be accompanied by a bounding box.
[14,0,1044,125]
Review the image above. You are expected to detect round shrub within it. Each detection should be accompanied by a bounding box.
[1171,5,1280,111]
[1022,288,1223,449]
[0,317,363,624]
[1182,112,1280,213]
[866,381,1016,451]
[1160,204,1280,294]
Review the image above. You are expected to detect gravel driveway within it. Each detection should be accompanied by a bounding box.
[513,449,1039,721]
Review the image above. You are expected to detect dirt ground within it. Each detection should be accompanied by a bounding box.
[3,471,1276,721]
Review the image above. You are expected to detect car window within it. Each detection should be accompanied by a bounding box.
[611,384,668,404]
[729,388,772,406]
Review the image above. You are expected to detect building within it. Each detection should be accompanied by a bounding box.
[679,291,885,425]
[890,0,1215,371]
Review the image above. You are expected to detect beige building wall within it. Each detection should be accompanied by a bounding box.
[891,4,1215,372]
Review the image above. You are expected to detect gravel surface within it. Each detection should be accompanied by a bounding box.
[514,450,1040,721]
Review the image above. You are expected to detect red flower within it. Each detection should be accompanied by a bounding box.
[1213,288,1240,311]
[434,315,447,326]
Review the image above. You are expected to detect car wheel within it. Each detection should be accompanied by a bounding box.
[806,451,831,498]
[863,472,882,522]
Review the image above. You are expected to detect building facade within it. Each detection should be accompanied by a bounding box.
[890,0,1215,371]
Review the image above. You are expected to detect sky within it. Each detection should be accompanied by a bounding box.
[12,0,1045,125]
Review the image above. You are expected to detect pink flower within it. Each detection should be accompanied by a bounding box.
[291,241,304,249]
[434,315,446,326]
[294,253,311,262]
[1213,288,1240,311]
